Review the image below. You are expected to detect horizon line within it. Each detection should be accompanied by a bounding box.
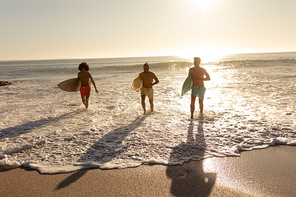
[1,50,296,62]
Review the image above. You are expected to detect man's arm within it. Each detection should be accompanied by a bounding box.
[203,70,211,81]
[152,73,159,86]
[89,74,98,93]
[188,68,192,76]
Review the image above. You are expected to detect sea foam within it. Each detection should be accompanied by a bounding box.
[0,54,295,173]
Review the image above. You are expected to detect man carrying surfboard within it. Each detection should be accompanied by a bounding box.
[78,62,98,109]
[139,63,159,114]
[189,57,210,118]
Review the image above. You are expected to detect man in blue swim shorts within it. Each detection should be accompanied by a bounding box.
[188,57,211,118]
[191,86,206,100]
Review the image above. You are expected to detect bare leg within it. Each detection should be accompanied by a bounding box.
[81,96,87,107]
[85,94,90,109]
[199,98,203,114]
[141,95,146,114]
[190,96,196,119]
[149,99,154,112]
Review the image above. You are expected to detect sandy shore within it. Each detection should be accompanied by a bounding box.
[1,145,296,197]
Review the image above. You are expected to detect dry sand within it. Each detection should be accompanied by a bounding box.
[1,145,296,197]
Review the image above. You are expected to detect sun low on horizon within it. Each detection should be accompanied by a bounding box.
[193,0,215,11]
[170,47,241,63]
[0,0,296,61]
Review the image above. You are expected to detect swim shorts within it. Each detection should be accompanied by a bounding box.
[80,86,91,97]
[141,87,154,99]
[191,86,206,100]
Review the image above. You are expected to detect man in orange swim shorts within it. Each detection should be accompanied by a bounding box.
[80,85,91,97]
[78,62,98,109]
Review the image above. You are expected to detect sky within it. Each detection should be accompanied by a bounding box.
[1,0,296,61]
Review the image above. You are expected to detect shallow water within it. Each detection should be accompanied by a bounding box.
[0,53,295,173]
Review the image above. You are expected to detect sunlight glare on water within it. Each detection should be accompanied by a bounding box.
[0,53,295,173]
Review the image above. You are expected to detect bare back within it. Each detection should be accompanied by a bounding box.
[189,66,210,87]
[78,71,92,87]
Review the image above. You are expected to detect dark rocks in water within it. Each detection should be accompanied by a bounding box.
[0,81,12,86]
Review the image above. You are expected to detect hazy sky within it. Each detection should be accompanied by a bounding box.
[1,0,296,60]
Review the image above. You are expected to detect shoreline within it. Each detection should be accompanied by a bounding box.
[1,145,296,196]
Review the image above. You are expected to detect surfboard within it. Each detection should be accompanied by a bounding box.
[58,78,81,92]
[131,77,143,91]
[181,75,193,96]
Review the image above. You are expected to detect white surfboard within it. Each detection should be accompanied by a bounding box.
[131,77,143,91]
[181,75,193,96]
[58,78,81,92]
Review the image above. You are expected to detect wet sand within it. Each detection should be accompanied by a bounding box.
[1,145,295,197]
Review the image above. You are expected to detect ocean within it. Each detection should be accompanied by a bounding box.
[0,52,295,173]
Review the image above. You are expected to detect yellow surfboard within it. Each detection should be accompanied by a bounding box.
[131,77,143,91]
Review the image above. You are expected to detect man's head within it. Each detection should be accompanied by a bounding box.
[79,62,90,71]
[143,62,149,72]
[194,57,201,67]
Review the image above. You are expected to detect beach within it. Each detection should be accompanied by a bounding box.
[2,0,296,195]
[1,54,295,174]
[1,145,296,197]
[0,54,295,196]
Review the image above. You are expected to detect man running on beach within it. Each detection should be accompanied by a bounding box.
[78,62,98,109]
[139,63,159,114]
[189,57,210,118]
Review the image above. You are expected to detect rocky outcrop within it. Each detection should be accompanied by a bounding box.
[0,81,12,86]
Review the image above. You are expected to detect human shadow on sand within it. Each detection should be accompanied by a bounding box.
[166,119,216,197]
[0,110,81,140]
[56,115,148,190]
